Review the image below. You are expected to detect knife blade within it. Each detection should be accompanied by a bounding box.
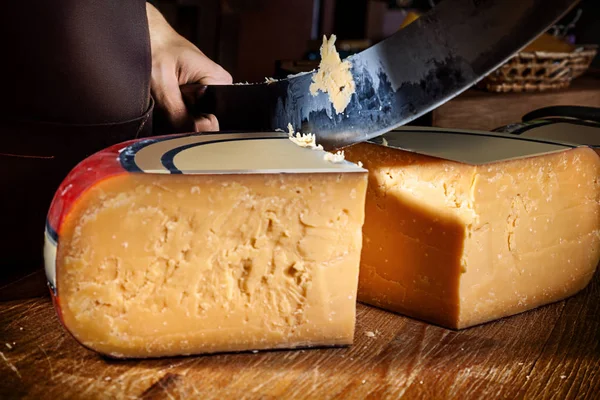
[181,0,579,151]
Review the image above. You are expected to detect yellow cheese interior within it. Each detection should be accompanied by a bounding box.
[57,172,367,358]
[345,143,600,329]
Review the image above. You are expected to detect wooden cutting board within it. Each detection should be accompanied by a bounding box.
[1,268,598,399]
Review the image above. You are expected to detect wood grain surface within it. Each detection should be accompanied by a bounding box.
[1,268,598,400]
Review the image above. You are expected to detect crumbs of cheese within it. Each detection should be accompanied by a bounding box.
[323,151,345,163]
[287,123,324,150]
[309,34,356,114]
[285,124,362,167]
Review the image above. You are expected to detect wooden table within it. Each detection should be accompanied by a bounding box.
[1,268,598,399]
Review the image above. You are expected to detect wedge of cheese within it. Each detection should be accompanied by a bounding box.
[344,127,600,329]
[45,132,367,358]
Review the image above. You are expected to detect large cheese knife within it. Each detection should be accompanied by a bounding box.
[181,0,580,151]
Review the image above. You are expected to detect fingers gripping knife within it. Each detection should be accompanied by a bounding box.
[181,0,580,151]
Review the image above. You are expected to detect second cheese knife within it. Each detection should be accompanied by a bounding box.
[181,0,580,151]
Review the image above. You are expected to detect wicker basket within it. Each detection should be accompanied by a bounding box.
[477,45,598,93]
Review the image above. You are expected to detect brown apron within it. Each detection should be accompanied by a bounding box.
[0,0,154,298]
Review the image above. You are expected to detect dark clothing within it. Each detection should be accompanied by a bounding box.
[0,1,154,293]
[0,0,151,123]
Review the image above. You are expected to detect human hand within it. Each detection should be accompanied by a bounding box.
[147,3,232,132]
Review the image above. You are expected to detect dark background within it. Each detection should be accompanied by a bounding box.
[151,0,599,83]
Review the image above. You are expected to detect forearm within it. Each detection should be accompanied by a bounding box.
[146,2,182,50]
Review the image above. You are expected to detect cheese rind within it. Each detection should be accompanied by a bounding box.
[46,132,367,358]
[345,138,600,329]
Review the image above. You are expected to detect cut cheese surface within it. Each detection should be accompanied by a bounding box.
[345,128,600,329]
[45,132,367,358]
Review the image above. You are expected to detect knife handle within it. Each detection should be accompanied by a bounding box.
[180,83,217,116]
[178,82,281,132]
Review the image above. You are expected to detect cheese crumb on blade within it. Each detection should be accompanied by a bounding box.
[345,130,600,329]
[45,132,367,358]
[309,34,356,114]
